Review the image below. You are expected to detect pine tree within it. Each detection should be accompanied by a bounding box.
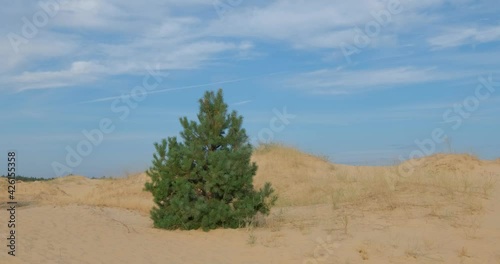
[145,89,277,231]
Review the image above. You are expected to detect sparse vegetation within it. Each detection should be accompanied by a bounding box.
[2,142,498,263]
[245,217,258,245]
[458,246,471,259]
[342,215,349,235]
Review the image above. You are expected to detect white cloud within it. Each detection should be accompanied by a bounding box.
[1,0,498,93]
[12,61,106,91]
[206,0,448,51]
[428,26,500,49]
[3,25,249,90]
[0,33,80,74]
[0,0,252,91]
[287,67,462,95]
[207,0,386,48]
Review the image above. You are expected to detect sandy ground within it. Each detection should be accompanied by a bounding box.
[1,145,499,263]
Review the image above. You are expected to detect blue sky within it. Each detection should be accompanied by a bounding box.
[1,0,499,178]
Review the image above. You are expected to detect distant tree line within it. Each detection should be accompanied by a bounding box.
[0,175,54,182]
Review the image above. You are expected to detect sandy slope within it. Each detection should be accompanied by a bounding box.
[1,145,499,263]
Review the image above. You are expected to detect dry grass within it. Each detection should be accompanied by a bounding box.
[251,144,498,238]
[0,173,154,215]
[79,173,153,214]
[252,143,337,206]
[458,246,471,260]
[4,144,497,227]
[404,238,442,261]
[2,144,498,264]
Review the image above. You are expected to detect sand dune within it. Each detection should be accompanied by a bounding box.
[1,144,499,263]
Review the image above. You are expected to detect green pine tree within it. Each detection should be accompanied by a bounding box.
[145,89,277,231]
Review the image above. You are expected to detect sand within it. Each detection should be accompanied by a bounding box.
[1,145,499,263]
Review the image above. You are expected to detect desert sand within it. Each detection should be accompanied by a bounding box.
[1,144,499,263]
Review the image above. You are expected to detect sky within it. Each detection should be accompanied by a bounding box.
[0,0,499,178]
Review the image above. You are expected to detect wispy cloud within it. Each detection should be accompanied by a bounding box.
[12,61,106,91]
[0,1,256,91]
[231,100,252,106]
[287,67,463,95]
[5,40,250,91]
[428,25,500,49]
[2,0,498,93]
[81,71,287,104]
